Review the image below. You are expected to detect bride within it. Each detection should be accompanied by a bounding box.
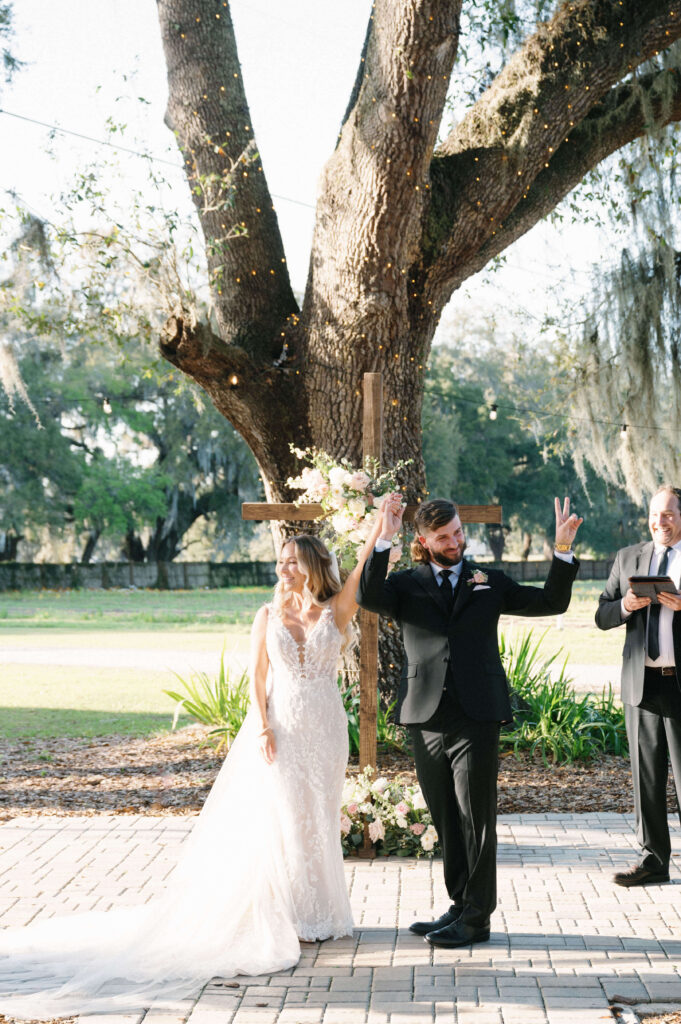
[0,495,400,1018]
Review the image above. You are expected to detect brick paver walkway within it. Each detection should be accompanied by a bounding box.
[1,813,680,1024]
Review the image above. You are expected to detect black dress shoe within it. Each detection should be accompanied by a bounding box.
[425,920,490,948]
[613,864,670,887]
[409,906,461,936]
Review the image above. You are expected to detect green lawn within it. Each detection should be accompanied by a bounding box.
[0,580,623,740]
[0,664,191,739]
[0,587,269,630]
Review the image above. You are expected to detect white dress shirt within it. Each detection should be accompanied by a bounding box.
[644,542,681,668]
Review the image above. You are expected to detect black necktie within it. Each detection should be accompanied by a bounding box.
[440,569,455,611]
[648,546,672,661]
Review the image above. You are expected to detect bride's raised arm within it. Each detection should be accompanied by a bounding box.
[332,492,404,633]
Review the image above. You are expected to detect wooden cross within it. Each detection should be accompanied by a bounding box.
[242,372,502,773]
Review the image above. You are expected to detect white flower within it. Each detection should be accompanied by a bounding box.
[411,789,427,811]
[329,491,346,511]
[396,815,408,829]
[371,776,389,795]
[329,466,349,490]
[331,511,355,534]
[348,530,365,544]
[347,497,367,518]
[368,818,385,843]
[340,813,352,836]
[420,824,438,852]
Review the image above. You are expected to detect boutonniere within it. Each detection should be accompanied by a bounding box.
[468,570,489,586]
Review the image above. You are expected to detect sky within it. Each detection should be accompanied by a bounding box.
[0,0,610,336]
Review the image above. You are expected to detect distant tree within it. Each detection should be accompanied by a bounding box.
[423,332,645,558]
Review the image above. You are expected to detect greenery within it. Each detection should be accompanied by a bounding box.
[164,650,250,751]
[500,631,627,764]
[0,218,263,564]
[423,335,647,560]
[341,684,407,757]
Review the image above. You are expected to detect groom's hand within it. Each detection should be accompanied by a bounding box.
[554,496,583,548]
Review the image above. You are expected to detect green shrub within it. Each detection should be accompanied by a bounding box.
[164,649,250,751]
[500,630,627,764]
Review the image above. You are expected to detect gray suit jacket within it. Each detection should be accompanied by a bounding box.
[596,541,681,704]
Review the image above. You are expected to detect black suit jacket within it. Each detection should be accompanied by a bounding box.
[357,551,579,724]
[596,541,681,705]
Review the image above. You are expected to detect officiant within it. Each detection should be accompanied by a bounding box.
[596,485,681,887]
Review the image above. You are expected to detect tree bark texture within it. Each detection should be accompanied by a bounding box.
[155,0,681,678]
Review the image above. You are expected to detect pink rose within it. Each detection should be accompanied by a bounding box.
[396,801,409,816]
[348,471,370,492]
[340,813,352,836]
[410,822,425,836]
[346,802,359,816]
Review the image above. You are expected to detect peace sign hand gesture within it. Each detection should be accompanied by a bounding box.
[554,496,583,549]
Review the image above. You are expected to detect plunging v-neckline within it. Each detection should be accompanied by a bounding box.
[276,606,332,667]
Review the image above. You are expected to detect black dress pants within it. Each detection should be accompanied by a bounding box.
[409,688,500,929]
[625,669,681,871]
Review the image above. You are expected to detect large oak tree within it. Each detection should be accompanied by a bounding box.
[155,0,681,525]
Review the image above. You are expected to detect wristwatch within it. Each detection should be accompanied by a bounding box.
[554,543,573,553]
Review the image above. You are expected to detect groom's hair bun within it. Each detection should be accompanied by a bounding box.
[411,499,458,563]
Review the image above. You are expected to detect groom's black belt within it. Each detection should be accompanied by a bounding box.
[646,665,676,676]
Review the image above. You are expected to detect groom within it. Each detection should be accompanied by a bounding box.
[357,495,581,948]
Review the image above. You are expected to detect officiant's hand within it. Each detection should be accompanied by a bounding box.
[554,496,583,548]
[623,588,651,613]
[658,591,681,611]
[378,492,405,541]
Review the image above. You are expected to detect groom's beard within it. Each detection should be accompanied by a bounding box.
[427,540,466,567]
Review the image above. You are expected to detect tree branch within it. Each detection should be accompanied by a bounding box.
[159,311,307,491]
[451,66,681,287]
[424,0,681,304]
[156,0,298,358]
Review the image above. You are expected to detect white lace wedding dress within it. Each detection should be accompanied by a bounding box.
[0,604,352,1018]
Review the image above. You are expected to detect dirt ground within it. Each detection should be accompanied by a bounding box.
[0,724,672,818]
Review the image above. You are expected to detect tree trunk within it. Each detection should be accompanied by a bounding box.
[0,529,21,562]
[79,529,100,565]
[486,524,507,562]
[520,531,532,562]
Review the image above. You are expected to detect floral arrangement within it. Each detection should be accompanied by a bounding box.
[286,446,412,571]
[340,766,440,857]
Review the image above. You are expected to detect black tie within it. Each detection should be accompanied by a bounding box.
[648,546,672,662]
[440,569,455,611]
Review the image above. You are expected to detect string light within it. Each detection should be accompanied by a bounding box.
[620,423,628,439]
[102,397,112,415]
[229,374,239,388]
[489,404,498,421]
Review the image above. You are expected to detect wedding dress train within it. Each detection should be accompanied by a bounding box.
[0,605,352,1017]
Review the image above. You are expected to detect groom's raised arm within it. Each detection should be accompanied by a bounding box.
[356,544,401,619]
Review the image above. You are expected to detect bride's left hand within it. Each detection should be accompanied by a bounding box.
[258,727,276,764]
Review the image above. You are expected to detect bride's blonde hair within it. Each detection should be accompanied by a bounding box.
[274,535,355,651]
